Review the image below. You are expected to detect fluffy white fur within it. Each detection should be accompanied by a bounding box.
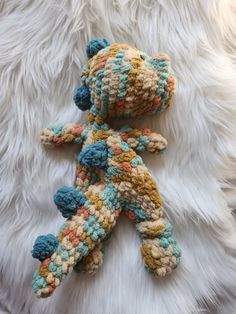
[0,0,236,313]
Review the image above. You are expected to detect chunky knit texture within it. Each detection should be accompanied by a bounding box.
[73,85,92,111]
[86,38,110,59]
[80,44,175,119]
[32,234,59,262]
[32,39,180,298]
[54,186,86,218]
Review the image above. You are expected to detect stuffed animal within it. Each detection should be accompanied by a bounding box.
[32,38,181,298]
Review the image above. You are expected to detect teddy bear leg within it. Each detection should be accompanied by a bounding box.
[73,243,104,274]
[73,232,112,274]
[137,219,181,276]
[32,182,121,297]
[125,204,181,277]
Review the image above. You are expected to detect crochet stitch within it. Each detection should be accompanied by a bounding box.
[32,234,59,262]
[54,186,86,218]
[32,38,181,298]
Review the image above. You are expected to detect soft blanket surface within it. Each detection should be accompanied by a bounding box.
[0,1,236,313]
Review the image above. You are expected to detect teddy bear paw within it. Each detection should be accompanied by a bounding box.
[140,237,181,276]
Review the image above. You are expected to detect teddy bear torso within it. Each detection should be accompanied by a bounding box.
[76,123,164,223]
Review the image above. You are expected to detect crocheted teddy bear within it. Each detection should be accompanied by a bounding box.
[32,38,181,298]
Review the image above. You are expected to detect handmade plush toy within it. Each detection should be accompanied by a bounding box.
[32,38,181,298]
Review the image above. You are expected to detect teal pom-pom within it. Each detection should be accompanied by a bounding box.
[32,234,58,261]
[74,85,92,111]
[86,38,110,58]
[54,186,86,218]
[78,141,108,169]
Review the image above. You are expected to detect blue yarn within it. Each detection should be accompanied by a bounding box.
[31,234,58,261]
[54,186,86,218]
[78,141,108,169]
[73,85,92,111]
[86,38,110,58]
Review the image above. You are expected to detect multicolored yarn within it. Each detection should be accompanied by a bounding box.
[54,186,86,218]
[32,38,181,298]
[76,40,175,119]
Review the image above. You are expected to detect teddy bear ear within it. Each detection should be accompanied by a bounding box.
[152,53,171,68]
[86,38,110,58]
[73,85,92,111]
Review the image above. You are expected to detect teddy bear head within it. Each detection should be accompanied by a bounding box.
[74,38,176,122]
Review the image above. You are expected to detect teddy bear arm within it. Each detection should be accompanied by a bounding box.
[40,123,87,147]
[119,126,168,153]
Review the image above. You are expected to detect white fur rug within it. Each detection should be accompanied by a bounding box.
[0,1,236,313]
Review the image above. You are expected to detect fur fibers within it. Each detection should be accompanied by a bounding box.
[0,0,236,313]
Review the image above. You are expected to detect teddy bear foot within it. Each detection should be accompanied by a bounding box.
[74,243,104,275]
[140,238,181,276]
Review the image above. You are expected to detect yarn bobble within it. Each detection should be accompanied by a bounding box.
[54,186,86,218]
[74,85,92,111]
[86,38,110,58]
[32,234,58,261]
[78,141,108,169]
